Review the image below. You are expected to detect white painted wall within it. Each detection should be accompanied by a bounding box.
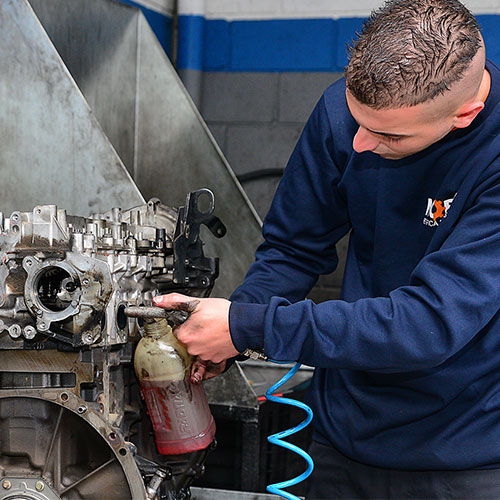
[176,0,500,19]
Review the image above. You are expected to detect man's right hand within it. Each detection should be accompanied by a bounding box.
[152,293,239,381]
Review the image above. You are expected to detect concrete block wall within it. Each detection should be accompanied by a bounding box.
[196,70,349,302]
[118,0,500,302]
[199,72,342,211]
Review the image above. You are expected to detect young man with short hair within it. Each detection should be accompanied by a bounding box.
[155,0,500,497]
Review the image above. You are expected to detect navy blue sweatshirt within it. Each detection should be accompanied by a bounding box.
[229,60,500,470]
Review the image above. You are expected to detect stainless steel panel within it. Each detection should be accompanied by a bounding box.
[0,0,144,216]
[29,0,140,176]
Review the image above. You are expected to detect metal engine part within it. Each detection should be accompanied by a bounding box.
[0,189,224,500]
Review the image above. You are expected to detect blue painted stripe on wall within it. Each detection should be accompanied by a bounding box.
[203,19,231,70]
[477,15,500,66]
[178,16,205,69]
[117,0,173,56]
[230,19,337,71]
[335,18,365,72]
[177,14,500,72]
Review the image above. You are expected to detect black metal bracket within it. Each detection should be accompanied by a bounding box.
[173,189,225,292]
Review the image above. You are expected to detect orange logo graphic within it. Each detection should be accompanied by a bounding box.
[432,200,446,221]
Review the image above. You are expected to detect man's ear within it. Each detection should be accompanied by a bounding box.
[452,101,485,129]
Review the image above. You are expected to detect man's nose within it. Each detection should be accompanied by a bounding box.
[352,127,380,153]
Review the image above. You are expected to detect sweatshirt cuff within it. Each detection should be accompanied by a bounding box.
[229,302,268,353]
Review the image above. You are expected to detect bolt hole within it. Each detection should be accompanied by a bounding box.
[109,432,117,440]
[60,392,69,402]
[117,305,127,330]
[196,192,213,215]
[119,448,127,456]
[11,225,19,233]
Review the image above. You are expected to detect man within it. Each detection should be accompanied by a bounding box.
[155,0,500,497]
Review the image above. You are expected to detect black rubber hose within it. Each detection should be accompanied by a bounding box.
[237,168,285,183]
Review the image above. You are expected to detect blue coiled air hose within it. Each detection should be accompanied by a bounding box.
[265,360,314,500]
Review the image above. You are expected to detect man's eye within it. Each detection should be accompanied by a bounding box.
[386,136,402,143]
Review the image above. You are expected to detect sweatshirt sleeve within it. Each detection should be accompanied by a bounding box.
[229,94,351,307]
[230,165,500,372]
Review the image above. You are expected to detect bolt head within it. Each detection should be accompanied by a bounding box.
[2,480,11,489]
[35,480,45,491]
[23,326,36,340]
[82,333,94,344]
[8,325,21,338]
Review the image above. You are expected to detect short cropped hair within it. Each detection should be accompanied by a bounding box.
[345,0,482,109]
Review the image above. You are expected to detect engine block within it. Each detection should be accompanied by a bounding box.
[0,189,224,500]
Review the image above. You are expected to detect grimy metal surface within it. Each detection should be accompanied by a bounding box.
[0,0,145,216]
[28,0,263,298]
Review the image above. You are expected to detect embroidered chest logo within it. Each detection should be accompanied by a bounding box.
[423,194,456,227]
